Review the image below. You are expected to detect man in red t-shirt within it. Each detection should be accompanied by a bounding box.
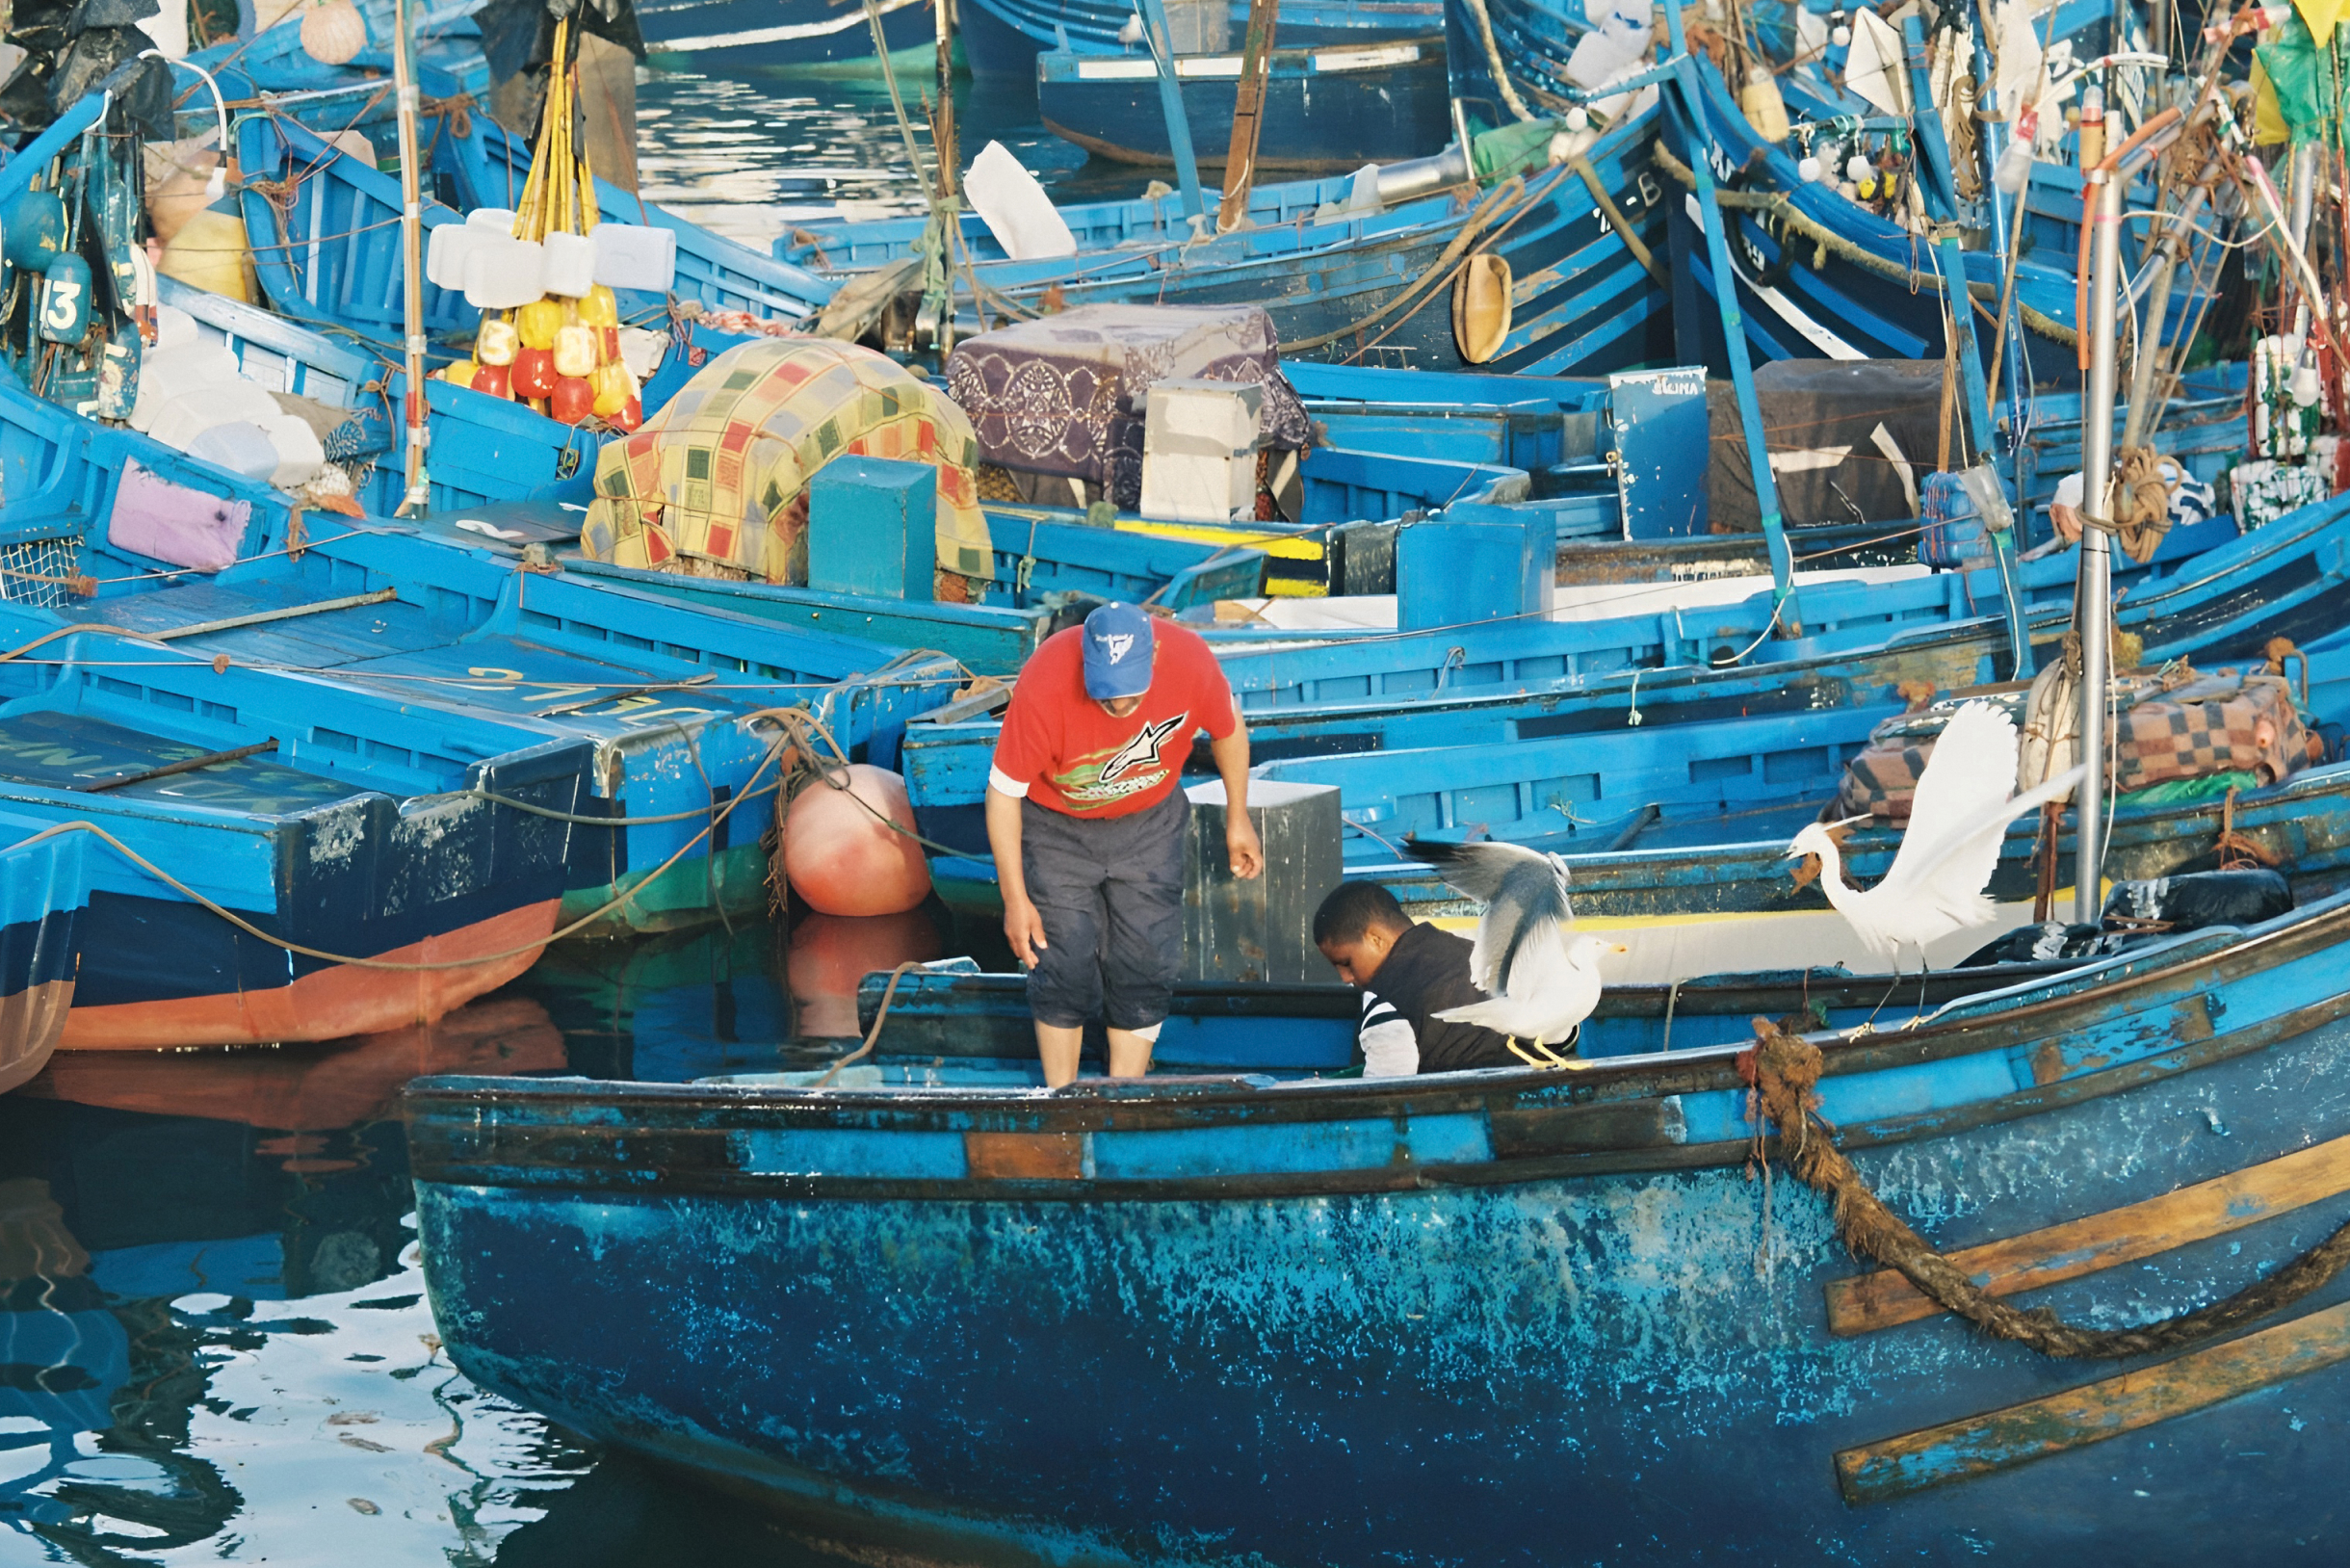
[986,601,1263,1085]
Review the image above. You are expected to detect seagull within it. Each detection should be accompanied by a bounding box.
[1402,838,1625,1062]
[1786,700,2089,972]
[1118,12,1145,45]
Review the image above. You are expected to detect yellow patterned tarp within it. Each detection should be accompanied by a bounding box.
[579,337,994,583]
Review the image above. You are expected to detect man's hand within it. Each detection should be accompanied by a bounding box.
[1004,893,1051,968]
[1226,812,1264,880]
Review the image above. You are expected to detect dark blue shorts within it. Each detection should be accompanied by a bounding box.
[1021,789,1188,1032]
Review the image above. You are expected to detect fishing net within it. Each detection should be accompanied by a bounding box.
[0,536,81,609]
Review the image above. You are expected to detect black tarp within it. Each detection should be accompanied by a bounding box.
[1705,358,1948,534]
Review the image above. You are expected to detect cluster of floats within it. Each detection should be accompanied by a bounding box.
[0,0,2346,1555]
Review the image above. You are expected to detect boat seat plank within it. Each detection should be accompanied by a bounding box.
[0,710,356,814]
[1824,1132,2350,1336]
[1834,1299,2350,1504]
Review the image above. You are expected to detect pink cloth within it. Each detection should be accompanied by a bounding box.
[109,458,250,572]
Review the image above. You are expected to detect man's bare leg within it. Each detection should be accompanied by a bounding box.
[1106,1027,1157,1079]
[1035,1022,1084,1087]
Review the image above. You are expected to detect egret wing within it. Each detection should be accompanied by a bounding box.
[1897,763,2090,906]
[1880,701,2023,905]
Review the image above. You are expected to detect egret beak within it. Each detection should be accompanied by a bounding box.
[1609,942,1630,954]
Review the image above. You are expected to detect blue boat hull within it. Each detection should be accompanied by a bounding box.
[1036,39,1452,171]
[0,822,87,1093]
[408,889,2350,1562]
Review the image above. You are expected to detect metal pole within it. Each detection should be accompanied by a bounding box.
[1134,0,1205,222]
[392,0,430,516]
[2289,140,2319,348]
[2076,165,2122,924]
[1661,0,1794,608]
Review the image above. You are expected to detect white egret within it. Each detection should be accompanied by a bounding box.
[1402,839,1625,1058]
[1787,700,2090,970]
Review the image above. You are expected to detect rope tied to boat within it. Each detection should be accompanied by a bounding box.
[1740,1013,2350,1360]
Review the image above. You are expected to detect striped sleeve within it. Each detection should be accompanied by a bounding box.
[1358,989,1419,1078]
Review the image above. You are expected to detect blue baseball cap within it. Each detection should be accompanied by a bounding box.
[1081,602,1155,700]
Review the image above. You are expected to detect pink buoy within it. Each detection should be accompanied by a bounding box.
[786,910,941,1037]
[783,764,932,916]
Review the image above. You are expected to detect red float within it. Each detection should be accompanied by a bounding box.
[511,346,557,399]
[781,764,932,916]
[471,362,512,400]
[551,375,594,425]
[785,909,941,1038]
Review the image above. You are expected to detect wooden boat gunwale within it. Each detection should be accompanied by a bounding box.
[405,883,2350,1202]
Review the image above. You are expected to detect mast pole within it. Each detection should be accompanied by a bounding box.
[392,0,430,515]
[2075,154,2123,922]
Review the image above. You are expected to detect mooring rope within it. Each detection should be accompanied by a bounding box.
[1742,1014,2350,1359]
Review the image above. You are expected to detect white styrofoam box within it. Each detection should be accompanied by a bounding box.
[258,412,326,489]
[616,326,669,380]
[461,237,545,310]
[148,379,283,452]
[1140,448,1254,524]
[590,222,677,292]
[466,207,516,232]
[1144,378,1264,457]
[427,222,488,290]
[149,302,198,352]
[127,341,241,431]
[184,421,279,482]
[541,230,596,298]
[964,141,1077,261]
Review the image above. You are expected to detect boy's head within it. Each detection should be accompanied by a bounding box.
[1313,881,1412,988]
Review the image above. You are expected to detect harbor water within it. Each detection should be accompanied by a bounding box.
[0,68,1017,1566]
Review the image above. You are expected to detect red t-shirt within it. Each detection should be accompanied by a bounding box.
[989,620,1239,818]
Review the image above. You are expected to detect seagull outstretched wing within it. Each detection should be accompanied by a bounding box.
[1402,838,1576,997]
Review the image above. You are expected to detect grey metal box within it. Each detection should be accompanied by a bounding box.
[1182,779,1343,983]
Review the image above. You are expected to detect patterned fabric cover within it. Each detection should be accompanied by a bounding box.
[944,303,1311,510]
[580,337,994,584]
[1826,673,2310,823]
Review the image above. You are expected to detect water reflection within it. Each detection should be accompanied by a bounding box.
[0,1044,574,1562]
[0,898,994,1562]
[635,65,1137,251]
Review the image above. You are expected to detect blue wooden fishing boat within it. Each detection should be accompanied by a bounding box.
[894,495,2350,874]
[776,63,1670,375]
[227,107,835,349]
[0,378,960,935]
[405,878,2350,1559]
[0,815,90,1094]
[0,632,589,1050]
[1034,35,1452,171]
[1657,52,2213,389]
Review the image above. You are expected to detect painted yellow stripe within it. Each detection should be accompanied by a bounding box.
[1112,520,1326,560]
[1828,1133,2350,1336]
[1835,1299,2350,1504]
